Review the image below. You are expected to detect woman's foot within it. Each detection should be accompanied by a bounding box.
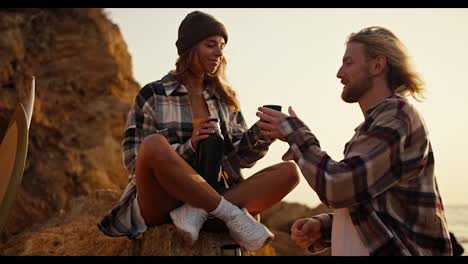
[170,203,208,246]
[226,208,274,251]
[209,197,274,251]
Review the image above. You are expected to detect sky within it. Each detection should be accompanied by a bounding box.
[107,8,468,208]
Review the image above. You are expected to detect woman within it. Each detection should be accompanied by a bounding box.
[98,11,299,251]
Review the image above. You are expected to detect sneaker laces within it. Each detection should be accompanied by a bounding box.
[227,208,274,251]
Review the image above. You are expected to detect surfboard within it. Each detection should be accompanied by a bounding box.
[0,76,35,234]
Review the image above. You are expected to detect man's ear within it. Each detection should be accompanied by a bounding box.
[372,55,387,75]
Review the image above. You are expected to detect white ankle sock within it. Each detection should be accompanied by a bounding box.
[209,196,240,222]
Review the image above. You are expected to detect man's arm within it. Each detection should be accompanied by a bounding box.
[278,113,409,209]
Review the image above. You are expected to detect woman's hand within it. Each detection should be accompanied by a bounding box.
[191,117,218,149]
[256,106,297,142]
[290,217,323,250]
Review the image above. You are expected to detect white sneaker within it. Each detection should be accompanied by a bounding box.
[169,203,208,246]
[226,208,275,251]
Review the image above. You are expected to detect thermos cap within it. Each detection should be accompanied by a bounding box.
[220,243,242,256]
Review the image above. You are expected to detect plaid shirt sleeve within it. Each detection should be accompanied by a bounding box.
[122,92,195,175]
[229,111,274,168]
[279,113,408,209]
[306,213,334,253]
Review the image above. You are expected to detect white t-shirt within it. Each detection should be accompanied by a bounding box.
[331,208,369,256]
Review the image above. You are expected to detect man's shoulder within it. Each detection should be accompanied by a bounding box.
[369,95,429,137]
[373,95,420,121]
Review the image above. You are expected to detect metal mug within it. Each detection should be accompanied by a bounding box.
[262,104,282,112]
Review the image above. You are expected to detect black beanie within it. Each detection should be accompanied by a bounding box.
[176,11,228,55]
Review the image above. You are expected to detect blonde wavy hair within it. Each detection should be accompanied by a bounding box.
[347,26,425,101]
[172,46,240,111]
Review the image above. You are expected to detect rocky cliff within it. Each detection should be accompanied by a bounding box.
[0,8,139,237]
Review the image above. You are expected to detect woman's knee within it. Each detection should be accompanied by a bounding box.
[278,161,300,185]
[138,134,172,163]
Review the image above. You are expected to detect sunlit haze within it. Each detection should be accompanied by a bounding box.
[108,8,468,208]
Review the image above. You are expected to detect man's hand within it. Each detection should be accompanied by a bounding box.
[256,106,298,142]
[290,217,322,250]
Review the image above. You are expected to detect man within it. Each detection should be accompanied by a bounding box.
[256,26,452,256]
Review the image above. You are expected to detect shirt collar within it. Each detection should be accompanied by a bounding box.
[160,72,183,95]
[160,72,221,100]
[364,93,403,118]
[354,93,404,132]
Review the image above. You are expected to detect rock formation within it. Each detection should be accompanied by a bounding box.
[0,8,139,237]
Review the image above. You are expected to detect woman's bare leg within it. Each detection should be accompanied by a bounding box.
[135,134,221,225]
[136,133,300,226]
[223,161,300,215]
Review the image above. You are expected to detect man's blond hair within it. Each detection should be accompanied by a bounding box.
[347,26,425,101]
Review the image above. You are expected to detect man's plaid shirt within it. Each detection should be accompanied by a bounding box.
[279,94,452,255]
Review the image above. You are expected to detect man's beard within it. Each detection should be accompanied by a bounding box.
[341,71,372,103]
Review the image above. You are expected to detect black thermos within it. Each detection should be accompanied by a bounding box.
[196,118,225,193]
